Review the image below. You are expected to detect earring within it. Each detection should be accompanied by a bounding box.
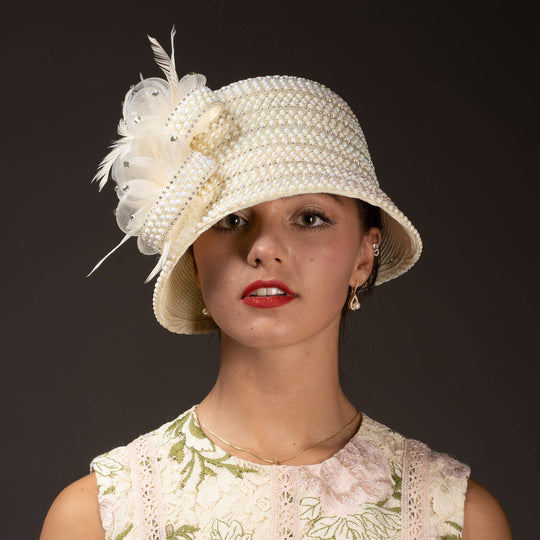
[202,307,209,316]
[373,243,380,257]
[348,281,361,311]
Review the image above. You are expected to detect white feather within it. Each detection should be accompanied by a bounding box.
[144,238,171,283]
[147,27,179,98]
[86,233,132,277]
[93,136,132,191]
[169,26,178,89]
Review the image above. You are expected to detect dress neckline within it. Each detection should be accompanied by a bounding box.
[190,404,370,470]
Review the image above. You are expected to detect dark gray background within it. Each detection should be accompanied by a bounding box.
[3,1,537,537]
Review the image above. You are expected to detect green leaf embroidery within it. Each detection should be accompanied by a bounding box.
[165,411,191,438]
[92,454,124,477]
[114,523,133,540]
[375,460,401,509]
[165,523,200,539]
[186,449,258,488]
[305,503,401,539]
[390,461,402,500]
[308,516,346,538]
[445,520,463,532]
[180,452,197,488]
[346,506,401,537]
[103,485,115,495]
[211,519,253,540]
[167,412,258,488]
[441,536,461,540]
[189,416,207,440]
[170,442,258,488]
[169,440,185,464]
[301,497,322,521]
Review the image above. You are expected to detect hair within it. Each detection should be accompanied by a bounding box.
[356,198,382,287]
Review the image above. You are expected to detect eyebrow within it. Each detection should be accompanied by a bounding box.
[308,193,344,206]
[283,193,345,206]
[326,193,344,205]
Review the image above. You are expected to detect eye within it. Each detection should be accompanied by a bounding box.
[214,213,247,231]
[299,213,324,226]
[294,209,332,229]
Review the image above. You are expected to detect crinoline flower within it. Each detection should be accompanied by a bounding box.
[91,28,225,281]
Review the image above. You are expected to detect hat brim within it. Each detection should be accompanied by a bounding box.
[153,184,422,334]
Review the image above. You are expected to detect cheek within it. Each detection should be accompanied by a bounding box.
[295,239,357,297]
[193,241,238,305]
[193,240,219,292]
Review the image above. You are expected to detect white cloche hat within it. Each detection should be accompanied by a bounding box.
[91,29,422,334]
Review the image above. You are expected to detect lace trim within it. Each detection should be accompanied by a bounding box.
[128,434,166,540]
[401,438,431,539]
[271,466,300,539]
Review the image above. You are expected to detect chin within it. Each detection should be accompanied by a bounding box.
[221,323,301,349]
[217,312,342,351]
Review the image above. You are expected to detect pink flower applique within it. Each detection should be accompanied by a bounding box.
[298,437,394,517]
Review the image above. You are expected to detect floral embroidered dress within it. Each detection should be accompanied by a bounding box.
[90,406,470,540]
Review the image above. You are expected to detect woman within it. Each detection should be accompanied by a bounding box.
[41,31,512,539]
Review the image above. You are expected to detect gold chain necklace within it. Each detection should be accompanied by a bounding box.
[195,408,362,465]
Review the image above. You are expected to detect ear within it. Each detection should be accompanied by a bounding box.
[349,227,382,287]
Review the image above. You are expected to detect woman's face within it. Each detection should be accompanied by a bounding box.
[192,194,380,349]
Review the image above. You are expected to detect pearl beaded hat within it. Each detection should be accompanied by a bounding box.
[92,30,422,334]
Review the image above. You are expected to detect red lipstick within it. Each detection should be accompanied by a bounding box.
[241,280,296,308]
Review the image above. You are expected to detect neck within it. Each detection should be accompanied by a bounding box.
[196,324,359,464]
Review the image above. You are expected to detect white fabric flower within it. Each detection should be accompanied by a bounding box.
[99,494,120,530]
[430,452,470,522]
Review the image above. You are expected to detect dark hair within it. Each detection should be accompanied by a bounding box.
[339,200,381,332]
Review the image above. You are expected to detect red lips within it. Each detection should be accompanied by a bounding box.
[241,280,296,298]
[241,280,296,309]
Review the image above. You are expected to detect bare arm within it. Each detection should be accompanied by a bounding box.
[40,473,105,540]
[462,478,512,539]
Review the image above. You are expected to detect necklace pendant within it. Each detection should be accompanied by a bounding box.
[273,458,279,465]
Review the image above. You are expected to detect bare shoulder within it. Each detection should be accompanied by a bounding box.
[462,478,512,539]
[40,473,105,540]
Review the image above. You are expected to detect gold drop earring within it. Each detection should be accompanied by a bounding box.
[348,281,361,311]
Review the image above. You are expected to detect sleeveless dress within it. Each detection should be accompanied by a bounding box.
[90,406,470,539]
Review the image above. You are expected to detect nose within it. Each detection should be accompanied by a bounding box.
[245,219,287,268]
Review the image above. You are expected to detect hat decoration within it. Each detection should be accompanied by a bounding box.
[91,28,225,282]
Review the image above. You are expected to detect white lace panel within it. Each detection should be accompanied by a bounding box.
[401,438,431,539]
[270,466,300,539]
[127,434,166,539]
